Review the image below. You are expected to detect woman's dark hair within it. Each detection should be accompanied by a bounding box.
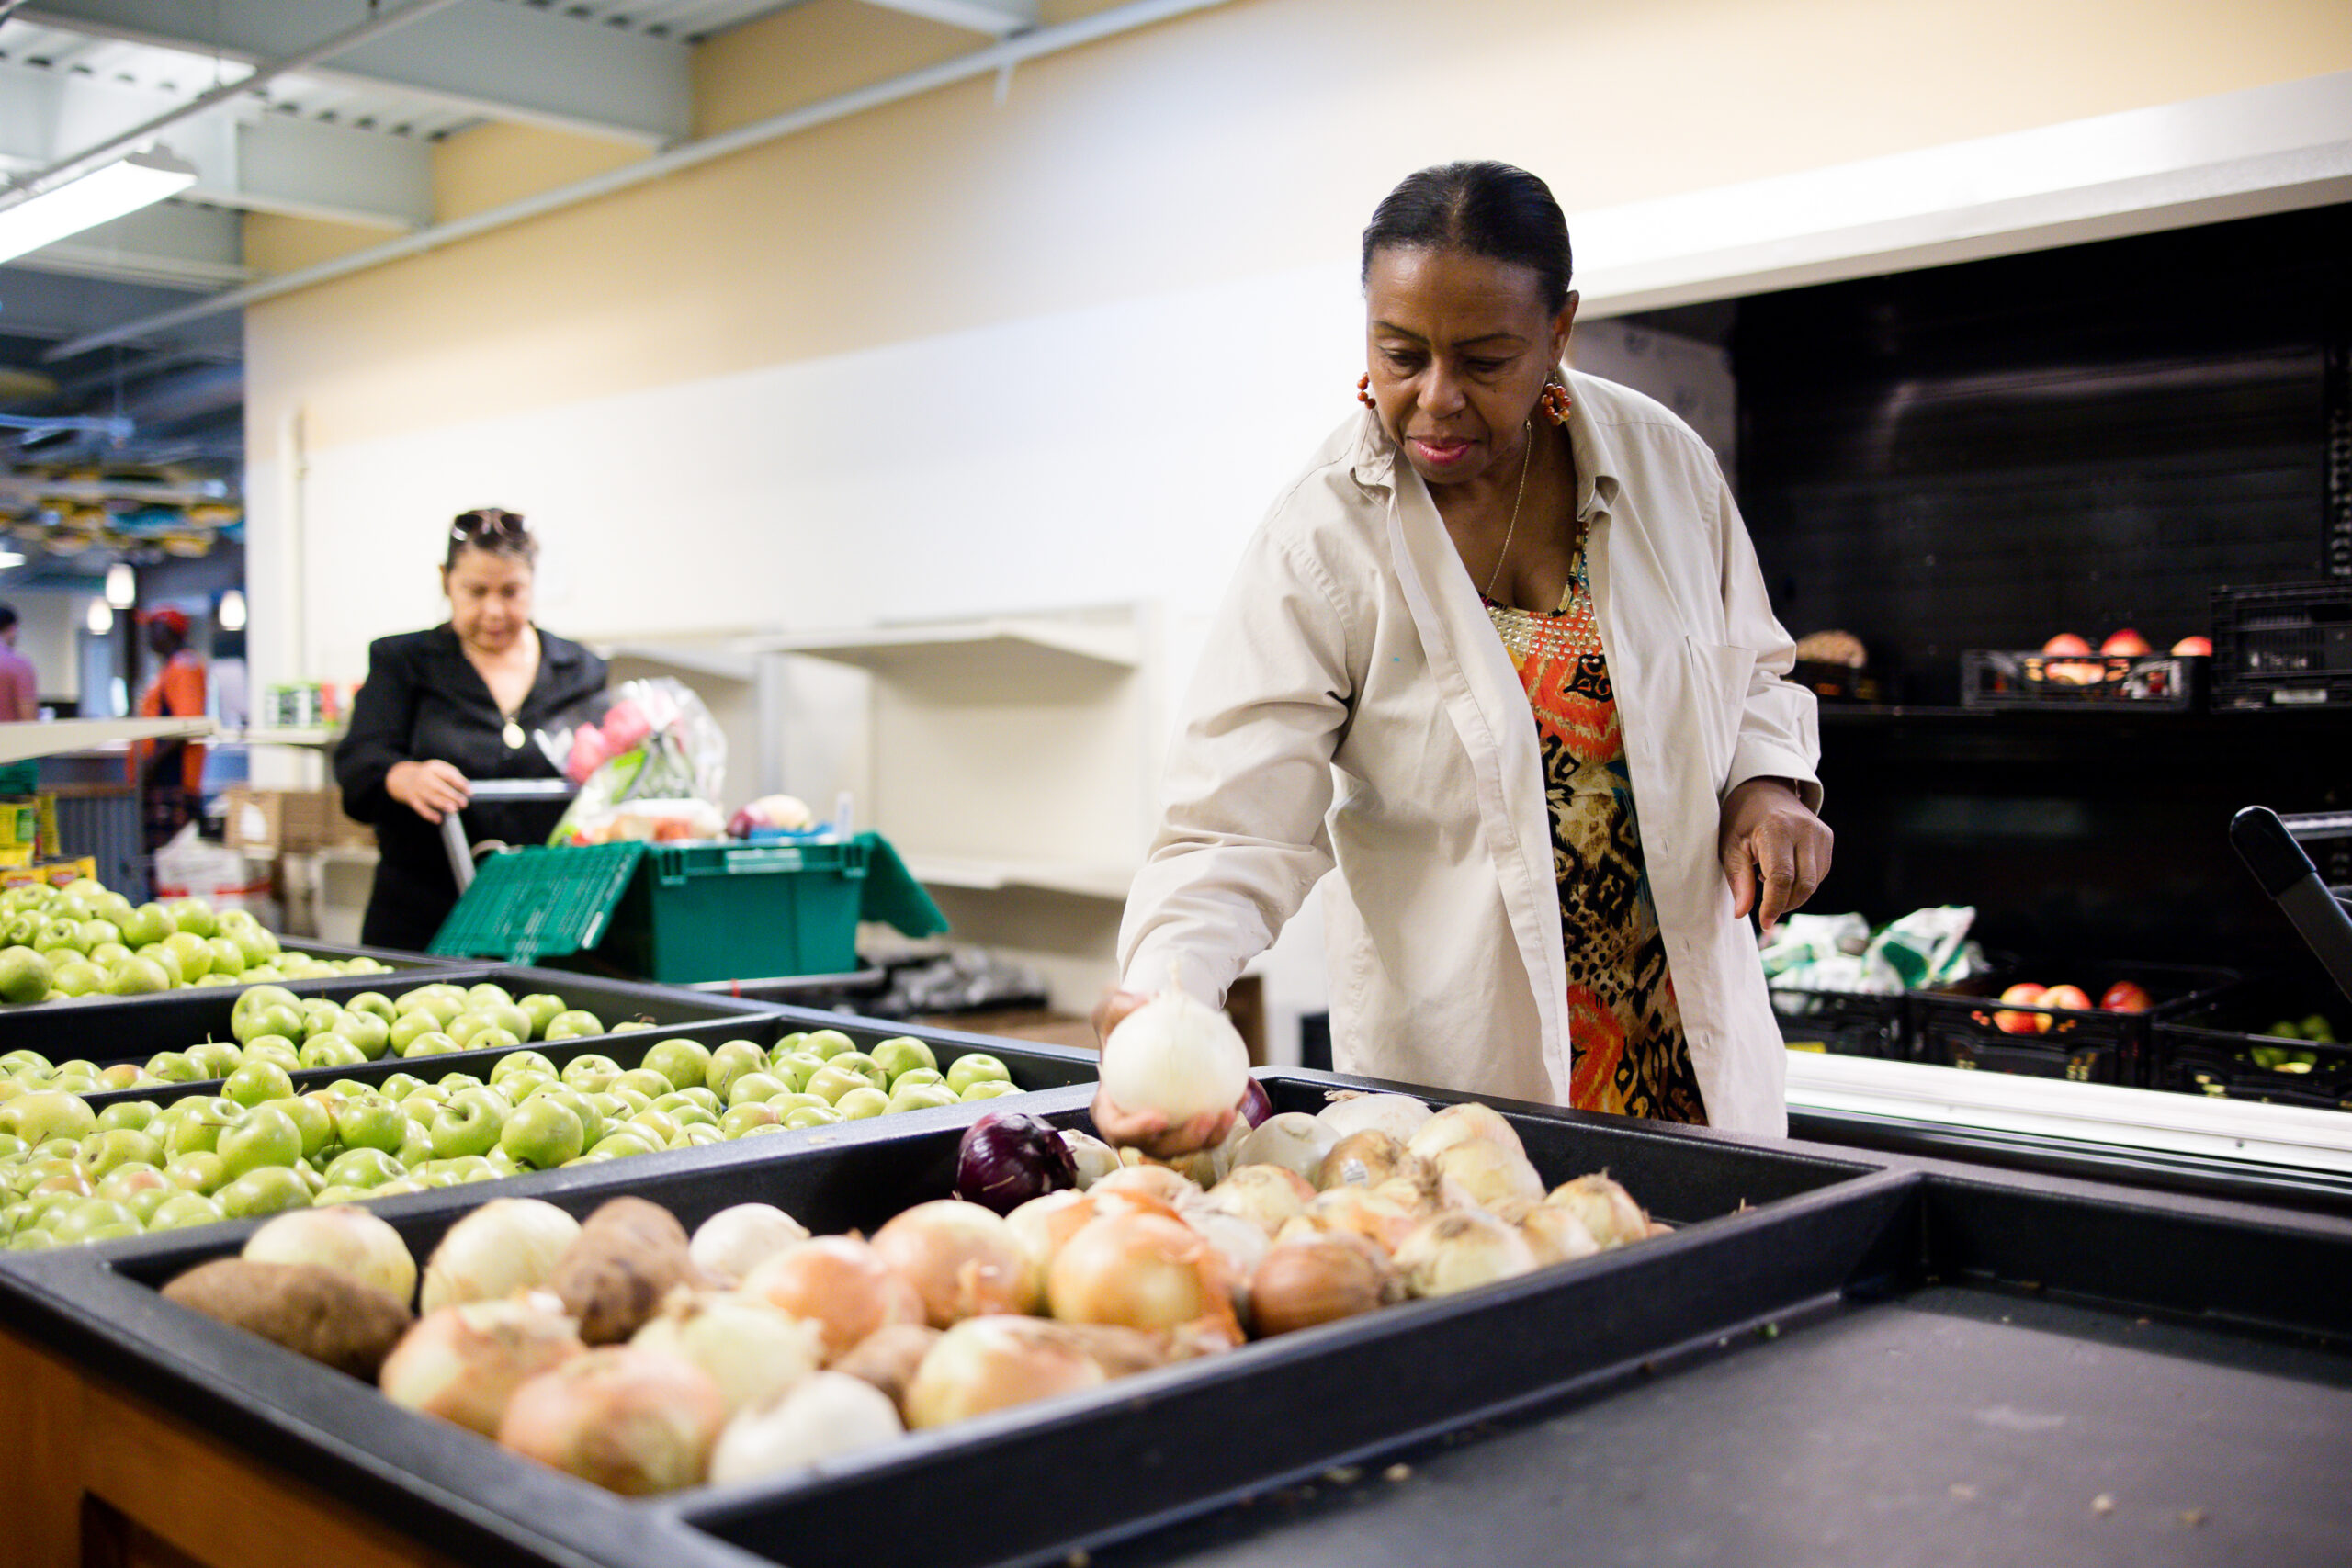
[445,507,538,572]
[1361,162,1573,312]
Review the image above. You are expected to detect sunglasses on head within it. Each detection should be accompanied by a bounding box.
[451,508,526,543]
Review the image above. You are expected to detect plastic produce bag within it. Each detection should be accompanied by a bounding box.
[1765,906,1982,999]
[535,678,728,846]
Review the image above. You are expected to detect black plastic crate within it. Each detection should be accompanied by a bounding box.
[2211,581,2352,710]
[2149,971,2352,1111]
[1961,648,2205,709]
[1909,960,2241,1086]
[1770,985,1908,1059]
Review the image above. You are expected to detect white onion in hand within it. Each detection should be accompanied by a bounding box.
[1100,986,1250,1126]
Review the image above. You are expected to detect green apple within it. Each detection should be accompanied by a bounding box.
[266,1095,334,1160]
[143,1050,203,1084]
[444,1010,493,1047]
[771,1051,829,1093]
[560,1054,623,1093]
[378,1071,426,1101]
[0,1048,50,1076]
[161,931,214,982]
[491,1049,559,1087]
[0,1133,24,1161]
[95,1162,168,1202]
[944,1053,1013,1094]
[673,1123,723,1149]
[115,902,170,948]
[468,1026,522,1055]
[388,1010,445,1055]
[161,1100,234,1159]
[122,1183,178,1224]
[96,1062,145,1092]
[89,942,133,969]
[321,1147,405,1190]
[610,1021,652,1035]
[886,1079,959,1115]
[3,1091,97,1146]
[659,1101,718,1132]
[397,1124,433,1168]
[392,989,461,1029]
[0,945,51,1005]
[640,1038,711,1091]
[802,1029,858,1060]
[298,999,350,1039]
[494,1070,557,1104]
[104,955,173,996]
[33,918,84,954]
[465,982,515,1011]
[344,990,397,1026]
[532,1086,602,1148]
[517,993,566,1038]
[232,982,300,1026]
[6,1228,57,1251]
[870,1036,939,1080]
[704,1040,769,1100]
[668,1087,722,1117]
[435,1072,485,1095]
[186,1040,243,1079]
[499,1097,584,1169]
[478,1002,533,1042]
[74,919,119,954]
[51,1197,141,1246]
[585,1130,656,1160]
[430,1087,510,1159]
[333,1094,408,1155]
[96,1100,159,1133]
[542,1010,605,1041]
[888,1068,945,1094]
[78,1127,164,1179]
[216,1105,303,1179]
[960,1079,1023,1102]
[216,1166,311,1219]
[803,1065,868,1105]
[234,1001,305,1046]
[221,1060,295,1109]
[833,1086,890,1120]
[147,1191,228,1231]
[625,1109,679,1145]
[718,1101,780,1138]
[605,1086,652,1116]
[828,1052,888,1093]
[48,958,106,998]
[165,897,218,938]
[401,1031,461,1058]
[299,1033,368,1071]
[230,924,279,968]
[727,1071,792,1107]
[611,1066,671,1100]
[782,1104,844,1129]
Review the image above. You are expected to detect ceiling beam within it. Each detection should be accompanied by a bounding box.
[859,0,1039,36]
[0,60,432,231]
[6,201,247,291]
[18,0,691,146]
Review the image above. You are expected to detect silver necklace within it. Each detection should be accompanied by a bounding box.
[1483,418,1535,601]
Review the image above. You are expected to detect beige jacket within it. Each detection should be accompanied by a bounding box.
[1119,370,1821,1136]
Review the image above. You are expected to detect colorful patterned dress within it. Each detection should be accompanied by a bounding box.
[1485,542,1708,1124]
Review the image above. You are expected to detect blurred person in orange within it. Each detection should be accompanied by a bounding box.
[128,606,209,852]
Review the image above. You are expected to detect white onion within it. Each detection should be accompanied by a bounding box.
[1315,1129,1418,1190]
[1315,1092,1431,1144]
[1405,1101,1526,1164]
[1204,1164,1317,1237]
[497,1346,727,1495]
[379,1291,583,1436]
[1003,1190,1100,1303]
[870,1200,1035,1326]
[688,1203,809,1288]
[631,1291,825,1417]
[1089,1163,1202,1210]
[1230,1112,1339,1186]
[1520,1204,1602,1267]
[1181,1206,1269,1311]
[1429,1141,1546,1220]
[1542,1173,1651,1249]
[1061,1130,1122,1189]
[420,1199,582,1314]
[1099,986,1250,1125]
[1276,1185,1419,1256]
[1393,1210,1540,1298]
[737,1235,925,1359]
[243,1206,417,1306]
[709,1371,905,1484]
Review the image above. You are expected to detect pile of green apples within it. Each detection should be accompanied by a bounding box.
[0,875,392,1006]
[0,1025,1025,1252]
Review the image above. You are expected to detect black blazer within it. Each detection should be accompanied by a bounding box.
[334,625,607,952]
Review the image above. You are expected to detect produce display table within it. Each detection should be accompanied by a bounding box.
[0,1055,2343,1568]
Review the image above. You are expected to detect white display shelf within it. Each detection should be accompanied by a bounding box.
[216,728,341,749]
[747,615,1143,675]
[1783,1049,2352,1174]
[595,643,761,683]
[0,717,213,763]
[901,853,1137,903]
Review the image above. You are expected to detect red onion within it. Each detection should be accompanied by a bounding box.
[1238,1077,1273,1128]
[955,1112,1078,1215]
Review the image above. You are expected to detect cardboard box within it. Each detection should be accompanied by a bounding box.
[221,788,374,854]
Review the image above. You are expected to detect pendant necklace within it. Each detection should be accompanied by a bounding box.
[501,708,526,750]
[1482,418,1536,601]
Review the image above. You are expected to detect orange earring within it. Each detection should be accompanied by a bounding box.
[1357,373,1376,409]
[1538,375,1573,424]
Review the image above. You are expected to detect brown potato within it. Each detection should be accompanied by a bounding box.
[829,1322,941,1416]
[548,1197,702,1344]
[163,1258,414,1380]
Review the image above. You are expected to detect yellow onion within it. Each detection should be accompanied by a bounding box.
[1429,1141,1546,1221]
[1046,1209,1238,1344]
[870,1199,1035,1326]
[1003,1189,1099,1303]
[1393,1210,1540,1298]
[1542,1173,1651,1249]
[1405,1100,1526,1164]
[1277,1184,1419,1256]
[379,1290,583,1436]
[829,1321,942,1416]
[1315,1091,1432,1144]
[629,1290,825,1418]
[903,1315,1125,1428]
[1519,1203,1602,1266]
[498,1346,727,1495]
[1315,1129,1419,1190]
[1204,1163,1317,1237]
[737,1235,925,1360]
[1249,1234,1399,1337]
[1091,1163,1203,1209]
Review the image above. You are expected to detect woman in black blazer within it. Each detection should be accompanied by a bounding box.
[334,509,607,952]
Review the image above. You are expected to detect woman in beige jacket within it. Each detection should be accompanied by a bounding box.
[1102,162,1831,1150]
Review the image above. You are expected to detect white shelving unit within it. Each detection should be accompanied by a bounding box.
[0,717,214,764]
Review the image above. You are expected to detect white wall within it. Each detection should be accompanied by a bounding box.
[3,591,86,706]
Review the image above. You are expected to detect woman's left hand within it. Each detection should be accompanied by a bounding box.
[1717,777,1832,937]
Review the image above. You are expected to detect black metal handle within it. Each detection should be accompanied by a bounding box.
[2229,806,2318,898]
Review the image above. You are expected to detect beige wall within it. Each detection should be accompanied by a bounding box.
[244,0,2352,455]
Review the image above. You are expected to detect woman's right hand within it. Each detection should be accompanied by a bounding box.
[385,759,471,825]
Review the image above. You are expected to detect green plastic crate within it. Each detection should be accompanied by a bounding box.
[427,840,650,966]
[597,838,868,983]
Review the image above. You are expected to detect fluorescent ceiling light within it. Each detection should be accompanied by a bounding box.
[0,150,199,266]
[85,600,113,636]
[217,589,246,631]
[105,561,136,608]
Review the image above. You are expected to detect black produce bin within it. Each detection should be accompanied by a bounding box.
[1771,985,1908,1059]
[0,1072,1888,1568]
[2150,973,2352,1112]
[1909,960,2240,1086]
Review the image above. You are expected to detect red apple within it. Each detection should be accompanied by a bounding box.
[2041,634,2092,656]
[2099,629,2152,657]
[2100,980,2153,1013]
[2170,636,2211,657]
[2040,984,2094,1013]
[1993,983,2049,1034]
